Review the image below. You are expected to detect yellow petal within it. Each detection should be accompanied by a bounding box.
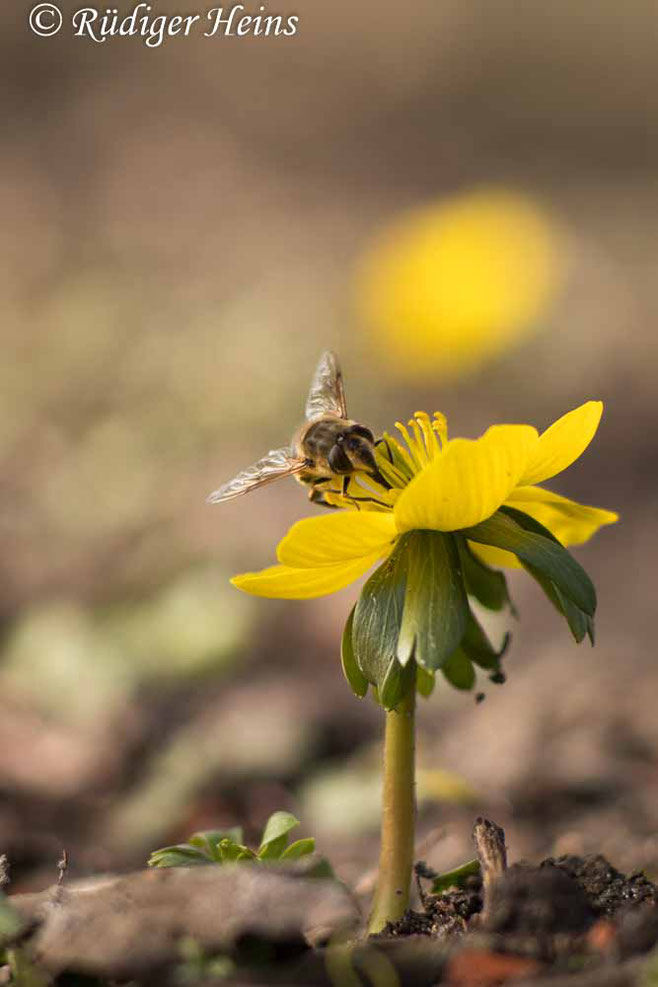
[505,485,618,546]
[468,542,521,569]
[231,553,384,599]
[519,402,603,486]
[277,512,397,568]
[395,424,538,533]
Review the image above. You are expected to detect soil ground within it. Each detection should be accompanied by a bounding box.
[4,822,658,986]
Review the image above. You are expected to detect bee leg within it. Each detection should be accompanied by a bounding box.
[345,494,389,508]
[342,474,390,509]
[308,479,338,509]
[371,440,393,489]
[375,437,394,462]
[308,487,326,505]
[340,474,361,511]
[371,469,391,490]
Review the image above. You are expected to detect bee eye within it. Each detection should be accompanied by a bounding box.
[328,444,352,473]
[349,425,375,444]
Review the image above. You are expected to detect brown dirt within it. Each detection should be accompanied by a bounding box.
[3,847,658,986]
[370,851,658,986]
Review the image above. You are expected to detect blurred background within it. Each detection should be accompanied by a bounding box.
[1,0,656,898]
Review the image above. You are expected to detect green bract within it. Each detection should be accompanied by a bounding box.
[341,504,596,709]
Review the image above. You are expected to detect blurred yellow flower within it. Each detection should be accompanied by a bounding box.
[357,189,560,379]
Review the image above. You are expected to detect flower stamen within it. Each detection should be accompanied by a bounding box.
[408,417,430,465]
[394,421,424,471]
[415,411,442,458]
[432,412,448,447]
[378,434,416,484]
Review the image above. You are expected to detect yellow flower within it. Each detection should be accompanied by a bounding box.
[232,401,617,600]
[357,190,560,380]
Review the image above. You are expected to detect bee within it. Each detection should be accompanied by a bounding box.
[207,351,386,506]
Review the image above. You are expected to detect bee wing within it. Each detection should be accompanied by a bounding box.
[305,350,347,421]
[207,448,307,504]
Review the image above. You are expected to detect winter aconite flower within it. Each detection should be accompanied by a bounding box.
[224,357,617,935]
[357,190,560,380]
[232,401,617,707]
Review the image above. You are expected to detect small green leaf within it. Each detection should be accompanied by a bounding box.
[460,610,509,671]
[524,561,589,642]
[585,611,595,646]
[258,810,300,858]
[189,828,243,859]
[379,656,415,711]
[0,894,24,942]
[304,856,335,879]
[441,649,475,690]
[397,531,469,672]
[353,541,408,691]
[148,844,211,868]
[496,507,596,645]
[218,839,254,862]
[553,580,595,645]
[430,858,480,894]
[213,838,234,862]
[500,507,597,621]
[280,838,315,860]
[416,665,435,697]
[148,814,318,870]
[258,839,287,860]
[463,509,596,616]
[457,538,515,614]
[341,606,368,698]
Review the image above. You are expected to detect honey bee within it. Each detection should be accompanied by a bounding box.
[207,351,386,506]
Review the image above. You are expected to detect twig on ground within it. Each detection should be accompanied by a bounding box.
[56,851,68,888]
[50,851,69,907]
[472,817,507,922]
[0,855,10,891]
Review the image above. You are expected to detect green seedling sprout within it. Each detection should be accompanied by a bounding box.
[216,352,617,933]
[148,810,328,873]
[415,857,481,896]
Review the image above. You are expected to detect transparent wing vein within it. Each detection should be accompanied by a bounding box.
[305,350,347,420]
[207,448,306,504]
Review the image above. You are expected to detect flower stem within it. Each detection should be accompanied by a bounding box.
[367,682,416,934]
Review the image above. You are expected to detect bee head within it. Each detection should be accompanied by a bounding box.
[330,425,383,480]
